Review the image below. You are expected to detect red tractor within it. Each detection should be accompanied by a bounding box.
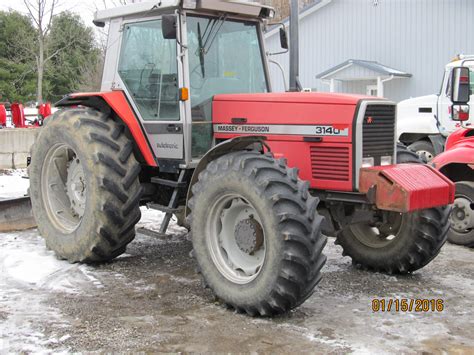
[432,67,474,247]
[29,0,455,316]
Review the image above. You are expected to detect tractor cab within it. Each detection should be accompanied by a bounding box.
[96,0,274,167]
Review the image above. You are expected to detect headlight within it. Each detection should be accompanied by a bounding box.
[381,156,392,166]
[362,157,374,168]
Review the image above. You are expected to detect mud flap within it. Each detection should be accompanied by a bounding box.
[0,197,36,232]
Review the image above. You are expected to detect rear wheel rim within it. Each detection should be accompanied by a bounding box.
[349,212,404,248]
[206,194,266,284]
[41,143,85,233]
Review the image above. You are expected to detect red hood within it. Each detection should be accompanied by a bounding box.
[213,92,377,105]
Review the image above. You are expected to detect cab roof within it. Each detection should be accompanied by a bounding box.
[94,0,274,24]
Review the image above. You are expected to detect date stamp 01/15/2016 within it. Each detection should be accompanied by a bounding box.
[371,298,445,313]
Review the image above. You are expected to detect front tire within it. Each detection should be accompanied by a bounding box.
[447,181,474,247]
[336,142,450,273]
[189,151,326,316]
[29,108,142,263]
[336,206,451,274]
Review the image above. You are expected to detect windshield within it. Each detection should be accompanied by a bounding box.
[186,16,268,107]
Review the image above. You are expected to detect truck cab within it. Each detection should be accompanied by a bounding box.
[397,55,474,160]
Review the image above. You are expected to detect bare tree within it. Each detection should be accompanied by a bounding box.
[23,0,60,103]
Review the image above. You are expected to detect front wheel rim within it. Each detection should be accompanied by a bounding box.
[41,143,86,233]
[350,212,404,248]
[206,194,266,284]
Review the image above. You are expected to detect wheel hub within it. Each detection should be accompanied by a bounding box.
[416,150,434,162]
[450,197,474,232]
[66,158,86,218]
[234,218,264,255]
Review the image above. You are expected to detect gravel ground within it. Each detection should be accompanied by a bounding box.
[1,209,473,353]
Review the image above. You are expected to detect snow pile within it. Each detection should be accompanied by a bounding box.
[0,169,29,199]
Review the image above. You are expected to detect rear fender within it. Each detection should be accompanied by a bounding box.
[185,136,267,217]
[55,92,157,167]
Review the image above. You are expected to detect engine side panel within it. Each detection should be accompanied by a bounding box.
[212,95,357,191]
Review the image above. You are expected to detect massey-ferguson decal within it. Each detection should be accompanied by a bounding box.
[213,124,349,136]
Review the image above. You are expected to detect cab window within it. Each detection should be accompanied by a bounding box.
[118,20,179,121]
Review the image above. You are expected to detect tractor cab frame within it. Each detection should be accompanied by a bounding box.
[96,0,274,171]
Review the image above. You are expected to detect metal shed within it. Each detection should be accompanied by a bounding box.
[316,59,411,97]
[264,0,474,102]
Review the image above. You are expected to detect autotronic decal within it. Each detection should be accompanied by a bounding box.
[213,124,349,136]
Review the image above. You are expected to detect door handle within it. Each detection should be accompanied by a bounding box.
[167,124,181,133]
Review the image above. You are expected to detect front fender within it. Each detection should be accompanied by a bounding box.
[185,136,267,217]
[432,146,474,171]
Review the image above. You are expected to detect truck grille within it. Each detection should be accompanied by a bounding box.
[310,145,350,181]
[362,104,395,164]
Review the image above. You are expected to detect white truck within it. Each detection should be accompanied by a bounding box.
[397,55,474,161]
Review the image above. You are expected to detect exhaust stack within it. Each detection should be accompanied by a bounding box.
[289,0,302,91]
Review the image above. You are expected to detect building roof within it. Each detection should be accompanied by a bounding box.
[265,0,332,37]
[316,59,412,79]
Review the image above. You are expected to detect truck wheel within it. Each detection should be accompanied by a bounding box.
[408,140,435,162]
[396,142,424,164]
[29,108,142,263]
[189,151,326,316]
[447,182,474,247]
[336,206,451,274]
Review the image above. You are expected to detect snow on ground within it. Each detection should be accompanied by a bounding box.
[0,169,29,199]
[0,231,93,353]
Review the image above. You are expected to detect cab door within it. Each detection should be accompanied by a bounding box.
[116,18,184,163]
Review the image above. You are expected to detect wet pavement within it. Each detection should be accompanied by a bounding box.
[1,209,473,353]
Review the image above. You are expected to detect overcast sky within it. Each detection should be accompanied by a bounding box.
[0,0,133,37]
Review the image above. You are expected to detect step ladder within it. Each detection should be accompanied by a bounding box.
[147,170,187,235]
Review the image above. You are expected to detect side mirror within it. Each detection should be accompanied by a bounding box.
[162,14,177,39]
[451,104,470,121]
[451,66,471,104]
[279,27,288,50]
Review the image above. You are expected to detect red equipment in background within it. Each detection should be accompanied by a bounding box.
[38,102,52,121]
[0,104,6,127]
[10,103,26,128]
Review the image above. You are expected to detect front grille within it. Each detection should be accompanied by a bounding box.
[310,145,350,181]
[362,104,395,164]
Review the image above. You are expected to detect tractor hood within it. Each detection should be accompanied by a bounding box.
[212,92,375,141]
[214,92,372,105]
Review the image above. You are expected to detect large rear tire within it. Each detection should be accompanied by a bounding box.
[189,151,326,316]
[29,108,142,263]
[447,181,474,247]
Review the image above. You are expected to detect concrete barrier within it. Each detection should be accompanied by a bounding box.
[0,128,39,169]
